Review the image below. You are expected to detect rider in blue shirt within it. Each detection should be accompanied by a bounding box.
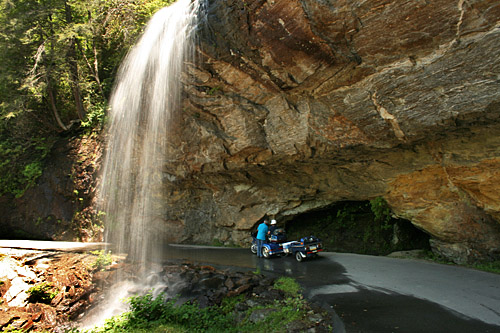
[256,219,270,258]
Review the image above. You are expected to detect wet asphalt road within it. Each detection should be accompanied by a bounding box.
[164,245,500,333]
[2,240,498,332]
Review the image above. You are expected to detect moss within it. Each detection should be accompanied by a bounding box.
[27,282,58,304]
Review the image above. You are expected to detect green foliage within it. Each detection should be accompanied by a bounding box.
[370,197,392,229]
[211,239,224,247]
[27,282,58,304]
[0,0,175,132]
[286,201,430,255]
[78,276,312,333]
[472,260,500,274]
[0,0,179,198]
[22,161,43,187]
[0,136,55,197]
[273,276,301,297]
[81,102,108,130]
[335,203,360,229]
[206,86,221,95]
[91,250,113,271]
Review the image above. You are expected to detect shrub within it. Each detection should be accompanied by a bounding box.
[27,282,58,304]
[370,197,392,229]
[81,102,108,131]
[79,276,314,332]
[90,250,113,271]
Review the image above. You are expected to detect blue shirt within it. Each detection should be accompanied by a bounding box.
[256,223,269,240]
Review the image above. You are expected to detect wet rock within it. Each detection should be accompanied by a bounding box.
[199,274,226,290]
[235,276,252,286]
[286,319,311,332]
[21,318,35,330]
[0,250,111,331]
[224,277,235,290]
[248,308,277,323]
[68,300,87,318]
[254,287,283,300]
[227,284,252,297]
[194,295,210,308]
[50,290,65,306]
[41,306,57,328]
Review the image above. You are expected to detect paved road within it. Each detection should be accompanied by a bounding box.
[2,241,499,332]
[302,252,500,333]
[165,245,500,333]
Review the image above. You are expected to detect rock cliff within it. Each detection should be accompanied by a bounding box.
[161,0,500,263]
[3,0,499,265]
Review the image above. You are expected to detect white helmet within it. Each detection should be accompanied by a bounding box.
[271,219,277,225]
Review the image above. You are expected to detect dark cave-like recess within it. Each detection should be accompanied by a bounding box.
[284,201,431,255]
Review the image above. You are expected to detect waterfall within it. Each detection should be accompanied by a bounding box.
[98,0,201,266]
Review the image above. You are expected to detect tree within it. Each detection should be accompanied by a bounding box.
[0,0,175,196]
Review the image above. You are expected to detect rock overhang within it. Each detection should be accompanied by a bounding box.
[163,0,500,263]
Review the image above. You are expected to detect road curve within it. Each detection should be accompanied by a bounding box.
[2,241,498,332]
[165,245,500,333]
[306,252,500,333]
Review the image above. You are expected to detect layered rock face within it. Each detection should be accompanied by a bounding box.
[161,0,500,263]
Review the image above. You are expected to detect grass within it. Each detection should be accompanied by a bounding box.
[471,261,500,274]
[75,277,313,333]
[273,276,301,297]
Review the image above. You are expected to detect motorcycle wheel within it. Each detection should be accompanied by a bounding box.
[251,243,257,254]
[262,247,270,258]
[295,251,304,262]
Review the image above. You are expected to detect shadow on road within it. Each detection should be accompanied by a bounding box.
[163,245,500,333]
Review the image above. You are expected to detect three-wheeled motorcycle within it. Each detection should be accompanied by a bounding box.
[251,229,323,261]
[250,228,286,258]
[281,235,323,262]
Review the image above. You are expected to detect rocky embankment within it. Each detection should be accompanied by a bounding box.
[0,250,99,330]
[0,248,106,331]
[0,246,332,332]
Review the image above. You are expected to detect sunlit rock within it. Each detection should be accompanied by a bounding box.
[164,0,500,263]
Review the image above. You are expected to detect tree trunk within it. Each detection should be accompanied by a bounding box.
[45,75,69,131]
[65,1,86,120]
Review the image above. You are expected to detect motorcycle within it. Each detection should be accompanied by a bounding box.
[282,235,323,262]
[251,229,323,262]
[250,228,286,258]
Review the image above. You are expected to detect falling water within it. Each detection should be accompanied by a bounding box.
[98,0,201,266]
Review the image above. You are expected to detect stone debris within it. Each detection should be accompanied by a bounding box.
[80,260,334,332]
[0,249,113,332]
[1,250,333,332]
